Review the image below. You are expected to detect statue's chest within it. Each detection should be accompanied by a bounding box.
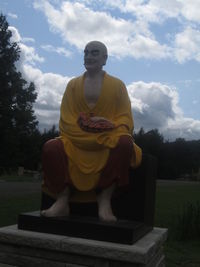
[84,79,103,106]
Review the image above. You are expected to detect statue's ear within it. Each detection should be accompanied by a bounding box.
[103,54,108,65]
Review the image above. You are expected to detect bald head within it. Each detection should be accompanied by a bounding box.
[85,41,108,57]
[84,41,108,72]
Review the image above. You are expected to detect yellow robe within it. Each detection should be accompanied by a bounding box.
[59,72,142,191]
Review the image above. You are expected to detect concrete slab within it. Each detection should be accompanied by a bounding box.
[0,225,167,266]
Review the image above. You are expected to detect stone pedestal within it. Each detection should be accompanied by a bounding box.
[18,211,152,245]
[0,225,167,267]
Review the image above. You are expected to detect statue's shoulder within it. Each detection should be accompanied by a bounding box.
[106,73,126,88]
[67,75,83,86]
[65,75,84,95]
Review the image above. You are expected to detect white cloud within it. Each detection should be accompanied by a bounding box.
[33,0,171,59]
[99,0,200,24]
[19,43,45,65]
[101,0,163,23]
[54,0,200,64]
[7,25,69,130]
[149,0,200,23]
[8,12,18,19]
[41,44,72,58]
[8,26,44,66]
[21,64,71,130]
[22,37,35,43]
[174,26,200,63]
[179,0,200,22]
[166,117,200,141]
[127,81,200,140]
[128,81,179,130]
[8,26,21,42]
[22,64,69,110]
[76,0,180,24]
[32,0,200,63]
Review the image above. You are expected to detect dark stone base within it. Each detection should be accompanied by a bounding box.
[18,211,152,245]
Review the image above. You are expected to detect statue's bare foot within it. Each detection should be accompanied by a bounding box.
[41,188,70,217]
[97,183,117,222]
[98,199,117,222]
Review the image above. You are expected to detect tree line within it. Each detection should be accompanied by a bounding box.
[0,14,200,179]
[134,128,200,180]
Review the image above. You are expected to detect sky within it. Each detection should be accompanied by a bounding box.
[1,0,200,141]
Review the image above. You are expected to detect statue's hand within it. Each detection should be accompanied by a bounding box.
[90,116,110,123]
[77,112,115,132]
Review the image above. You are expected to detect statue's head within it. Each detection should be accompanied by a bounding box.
[84,41,108,72]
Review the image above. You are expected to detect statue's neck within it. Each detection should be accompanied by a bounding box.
[85,69,105,79]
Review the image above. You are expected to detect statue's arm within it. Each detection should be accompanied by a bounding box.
[113,83,134,134]
[59,79,78,134]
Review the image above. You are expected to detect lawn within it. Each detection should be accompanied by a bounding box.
[0,193,41,227]
[155,181,200,233]
[155,181,200,267]
[0,179,200,266]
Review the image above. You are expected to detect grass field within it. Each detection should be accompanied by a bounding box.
[154,181,200,267]
[0,178,200,266]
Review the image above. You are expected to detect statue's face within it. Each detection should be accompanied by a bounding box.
[84,42,107,72]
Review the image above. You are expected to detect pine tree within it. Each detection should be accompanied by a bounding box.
[0,14,38,172]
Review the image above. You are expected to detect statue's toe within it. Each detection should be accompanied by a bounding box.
[40,210,46,216]
[98,203,117,222]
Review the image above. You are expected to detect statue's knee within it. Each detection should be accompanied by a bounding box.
[118,135,133,152]
[42,139,59,156]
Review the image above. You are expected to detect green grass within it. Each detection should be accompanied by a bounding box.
[0,193,41,227]
[0,180,200,266]
[0,174,39,182]
[155,183,200,235]
[165,240,200,267]
[154,182,200,267]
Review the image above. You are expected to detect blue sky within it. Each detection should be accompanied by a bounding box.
[1,0,200,140]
